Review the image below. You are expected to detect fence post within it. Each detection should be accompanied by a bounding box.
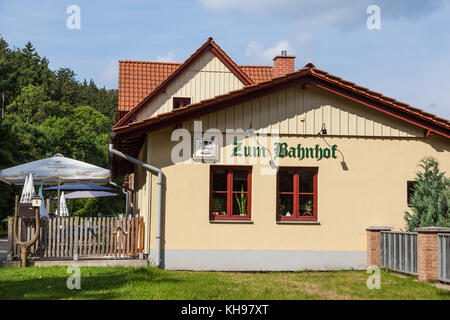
[417,227,450,282]
[366,226,392,267]
[7,216,13,260]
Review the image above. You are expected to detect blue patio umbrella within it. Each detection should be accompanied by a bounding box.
[44,184,115,192]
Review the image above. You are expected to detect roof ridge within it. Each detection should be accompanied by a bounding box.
[239,65,273,68]
[308,67,450,127]
[119,60,181,65]
[115,37,254,127]
[115,63,450,139]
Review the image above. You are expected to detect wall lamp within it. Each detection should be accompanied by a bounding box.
[318,123,327,135]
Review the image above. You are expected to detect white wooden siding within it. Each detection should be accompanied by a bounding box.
[135,51,245,121]
[182,86,424,138]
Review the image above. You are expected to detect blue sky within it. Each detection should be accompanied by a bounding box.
[1,0,449,119]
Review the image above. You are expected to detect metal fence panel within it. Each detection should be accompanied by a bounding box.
[381,231,417,275]
[438,234,450,283]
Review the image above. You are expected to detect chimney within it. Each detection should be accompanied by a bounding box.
[273,50,295,78]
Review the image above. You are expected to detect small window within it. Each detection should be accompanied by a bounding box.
[277,167,318,222]
[173,97,191,109]
[407,181,416,207]
[210,166,252,221]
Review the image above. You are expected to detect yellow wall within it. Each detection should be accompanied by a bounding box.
[141,133,449,254]
[132,86,450,255]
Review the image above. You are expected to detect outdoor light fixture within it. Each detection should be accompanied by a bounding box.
[247,121,255,136]
[320,123,327,135]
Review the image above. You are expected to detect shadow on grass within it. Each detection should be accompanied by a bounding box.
[0,267,185,300]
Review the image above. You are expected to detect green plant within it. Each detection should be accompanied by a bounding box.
[302,200,313,212]
[234,185,247,215]
[404,157,449,231]
[212,196,227,215]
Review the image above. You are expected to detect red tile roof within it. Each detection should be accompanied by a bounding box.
[114,63,450,138]
[118,61,180,112]
[240,65,273,84]
[118,53,273,113]
[111,63,450,177]
[116,37,257,127]
[306,63,450,130]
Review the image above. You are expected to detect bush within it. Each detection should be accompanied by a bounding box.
[404,157,450,231]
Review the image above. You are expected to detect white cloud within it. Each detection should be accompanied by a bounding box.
[198,0,445,28]
[155,51,176,62]
[245,40,295,64]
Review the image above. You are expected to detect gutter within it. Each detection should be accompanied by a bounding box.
[108,132,164,268]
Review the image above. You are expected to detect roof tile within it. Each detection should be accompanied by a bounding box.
[118,61,273,112]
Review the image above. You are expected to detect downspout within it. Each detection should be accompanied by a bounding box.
[108,132,164,268]
[109,180,134,217]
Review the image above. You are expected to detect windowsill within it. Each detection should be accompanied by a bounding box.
[277,220,321,225]
[209,220,254,224]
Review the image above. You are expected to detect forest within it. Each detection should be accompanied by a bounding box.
[0,36,124,219]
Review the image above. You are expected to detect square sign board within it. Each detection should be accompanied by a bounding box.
[193,138,218,161]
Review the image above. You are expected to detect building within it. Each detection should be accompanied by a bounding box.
[111,38,450,271]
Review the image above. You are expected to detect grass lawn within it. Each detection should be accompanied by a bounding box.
[0,266,448,300]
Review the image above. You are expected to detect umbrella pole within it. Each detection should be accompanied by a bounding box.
[57,178,61,217]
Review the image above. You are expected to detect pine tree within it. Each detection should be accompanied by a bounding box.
[404,157,450,231]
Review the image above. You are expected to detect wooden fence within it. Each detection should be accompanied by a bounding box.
[8,216,144,260]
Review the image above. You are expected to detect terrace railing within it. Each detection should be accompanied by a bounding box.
[8,216,144,260]
[380,231,418,275]
[438,233,450,283]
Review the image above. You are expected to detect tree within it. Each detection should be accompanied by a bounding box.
[40,105,110,168]
[404,157,450,231]
[6,84,47,122]
[0,38,121,219]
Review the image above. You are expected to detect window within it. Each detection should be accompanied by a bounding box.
[210,166,252,221]
[173,97,191,109]
[277,167,318,222]
[407,181,416,207]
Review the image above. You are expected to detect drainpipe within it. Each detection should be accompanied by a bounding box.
[109,180,134,217]
[108,132,164,268]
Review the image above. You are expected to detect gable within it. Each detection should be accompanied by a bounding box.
[181,86,424,138]
[134,50,246,122]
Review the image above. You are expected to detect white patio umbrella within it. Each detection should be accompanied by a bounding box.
[19,173,35,204]
[58,192,69,217]
[19,174,29,203]
[0,154,110,215]
[38,185,47,217]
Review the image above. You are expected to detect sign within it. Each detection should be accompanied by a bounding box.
[18,204,35,218]
[194,138,218,160]
[232,142,338,160]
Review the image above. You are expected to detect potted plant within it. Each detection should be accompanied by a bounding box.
[302,201,313,216]
[234,186,247,216]
[212,197,227,216]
